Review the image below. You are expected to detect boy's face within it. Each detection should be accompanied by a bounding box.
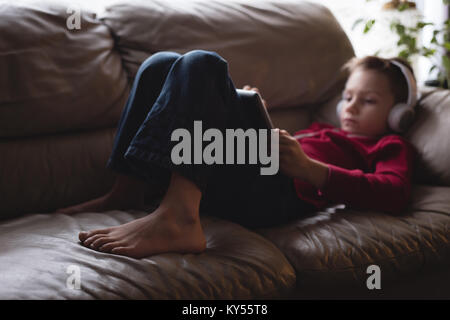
[340,67,396,137]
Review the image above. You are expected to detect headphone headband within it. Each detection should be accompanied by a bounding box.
[389,59,418,108]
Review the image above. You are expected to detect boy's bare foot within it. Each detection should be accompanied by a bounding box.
[78,203,206,258]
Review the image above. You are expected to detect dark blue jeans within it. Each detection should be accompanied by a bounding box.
[106,50,316,228]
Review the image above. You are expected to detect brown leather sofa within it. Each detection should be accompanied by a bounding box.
[1,0,449,299]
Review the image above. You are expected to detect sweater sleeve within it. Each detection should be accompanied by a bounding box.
[317,137,415,214]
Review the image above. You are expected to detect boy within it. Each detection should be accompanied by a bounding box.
[54,52,417,259]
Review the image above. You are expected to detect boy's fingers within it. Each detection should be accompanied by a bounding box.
[277,136,292,145]
[278,140,291,147]
[277,129,289,136]
[242,85,261,93]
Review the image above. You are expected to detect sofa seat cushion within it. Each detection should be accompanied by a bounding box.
[0,206,295,299]
[258,184,450,290]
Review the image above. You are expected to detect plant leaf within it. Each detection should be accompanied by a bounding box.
[398,3,410,11]
[352,18,364,31]
[416,22,433,29]
[399,50,410,59]
[442,55,450,72]
[429,65,437,74]
[394,23,406,35]
[363,19,375,33]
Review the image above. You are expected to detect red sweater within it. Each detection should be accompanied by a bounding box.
[292,122,416,214]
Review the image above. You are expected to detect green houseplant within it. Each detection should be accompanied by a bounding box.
[353,0,450,88]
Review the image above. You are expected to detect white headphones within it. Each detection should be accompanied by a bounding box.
[336,59,419,133]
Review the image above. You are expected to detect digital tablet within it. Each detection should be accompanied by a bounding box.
[236,89,274,129]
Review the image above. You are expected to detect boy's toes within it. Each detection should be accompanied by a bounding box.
[99,241,123,253]
[79,230,100,243]
[79,228,111,245]
[78,231,89,242]
[91,236,113,249]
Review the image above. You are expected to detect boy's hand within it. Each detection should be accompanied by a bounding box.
[242,85,268,109]
[277,129,310,180]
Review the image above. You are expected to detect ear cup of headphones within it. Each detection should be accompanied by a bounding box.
[388,103,416,133]
[336,100,345,119]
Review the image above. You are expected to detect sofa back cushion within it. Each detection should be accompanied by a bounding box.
[100,0,354,113]
[0,0,129,138]
[405,88,450,186]
[0,1,127,217]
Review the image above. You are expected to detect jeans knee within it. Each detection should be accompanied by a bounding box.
[181,49,228,73]
[138,51,181,76]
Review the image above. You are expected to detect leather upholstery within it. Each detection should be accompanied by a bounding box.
[1,0,449,299]
[0,127,117,218]
[0,0,129,138]
[259,184,450,289]
[99,0,354,110]
[0,207,295,299]
[406,88,450,186]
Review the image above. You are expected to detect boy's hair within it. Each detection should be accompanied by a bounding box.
[342,56,415,105]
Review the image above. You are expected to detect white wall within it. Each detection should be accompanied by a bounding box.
[417,0,448,82]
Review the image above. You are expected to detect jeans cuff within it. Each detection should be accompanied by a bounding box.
[106,156,150,183]
[124,145,210,193]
